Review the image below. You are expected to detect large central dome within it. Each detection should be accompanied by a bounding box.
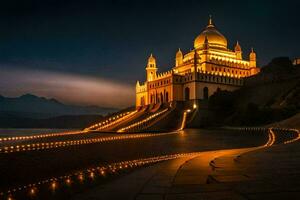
[194,18,227,49]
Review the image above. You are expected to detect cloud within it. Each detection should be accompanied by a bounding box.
[0,67,135,108]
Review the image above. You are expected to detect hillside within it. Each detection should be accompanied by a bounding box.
[205,57,300,127]
[268,113,300,129]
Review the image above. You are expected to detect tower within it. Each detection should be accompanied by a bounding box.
[249,48,256,68]
[175,48,183,67]
[235,41,242,60]
[146,54,157,82]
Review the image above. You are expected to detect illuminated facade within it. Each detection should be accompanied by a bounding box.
[136,17,260,107]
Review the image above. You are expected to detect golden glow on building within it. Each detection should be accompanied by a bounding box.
[136,16,260,107]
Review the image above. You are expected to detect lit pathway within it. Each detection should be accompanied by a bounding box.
[0,132,177,154]
[72,128,300,200]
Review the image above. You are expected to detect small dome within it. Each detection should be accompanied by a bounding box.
[194,17,227,49]
[250,48,256,60]
[148,54,156,63]
[176,48,183,57]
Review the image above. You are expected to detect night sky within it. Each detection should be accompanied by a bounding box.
[0,0,299,108]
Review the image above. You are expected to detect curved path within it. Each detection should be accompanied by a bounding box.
[72,128,300,200]
[0,128,298,200]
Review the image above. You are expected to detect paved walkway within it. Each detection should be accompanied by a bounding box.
[72,148,257,200]
[72,128,300,200]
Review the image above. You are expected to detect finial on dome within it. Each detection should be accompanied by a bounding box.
[208,15,214,27]
[251,47,254,53]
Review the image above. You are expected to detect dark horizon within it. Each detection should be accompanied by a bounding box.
[0,0,299,107]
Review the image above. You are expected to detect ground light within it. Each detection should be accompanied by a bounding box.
[193,103,197,109]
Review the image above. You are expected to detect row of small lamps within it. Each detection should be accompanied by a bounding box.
[0,130,84,144]
[84,111,136,131]
[0,151,204,200]
[0,132,176,154]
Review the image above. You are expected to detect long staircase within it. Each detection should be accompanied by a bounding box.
[84,102,189,133]
[117,108,170,133]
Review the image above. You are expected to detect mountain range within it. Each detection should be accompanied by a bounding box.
[0,94,118,119]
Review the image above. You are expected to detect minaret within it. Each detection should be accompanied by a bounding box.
[249,48,256,68]
[146,54,158,82]
[175,48,183,67]
[235,41,242,60]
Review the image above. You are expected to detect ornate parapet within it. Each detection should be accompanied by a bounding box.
[156,70,173,79]
[196,72,243,86]
[174,71,243,86]
[136,81,147,93]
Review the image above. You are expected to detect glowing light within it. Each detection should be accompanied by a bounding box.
[78,174,84,182]
[51,182,57,190]
[193,104,197,109]
[89,172,95,179]
[179,111,188,131]
[29,188,36,196]
[65,178,71,185]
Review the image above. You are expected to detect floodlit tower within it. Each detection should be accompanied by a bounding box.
[146,54,157,81]
[249,48,256,68]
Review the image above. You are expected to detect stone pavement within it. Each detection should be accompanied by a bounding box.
[72,129,300,200]
[72,148,256,200]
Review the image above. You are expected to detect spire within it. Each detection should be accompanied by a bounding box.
[207,15,214,27]
[175,48,183,67]
[148,53,155,61]
[176,48,183,57]
[235,41,241,52]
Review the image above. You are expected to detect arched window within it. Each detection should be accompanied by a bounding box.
[185,87,190,101]
[203,87,209,100]
[160,93,163,103]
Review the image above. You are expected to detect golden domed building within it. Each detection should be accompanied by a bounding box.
[136,17,260,107]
